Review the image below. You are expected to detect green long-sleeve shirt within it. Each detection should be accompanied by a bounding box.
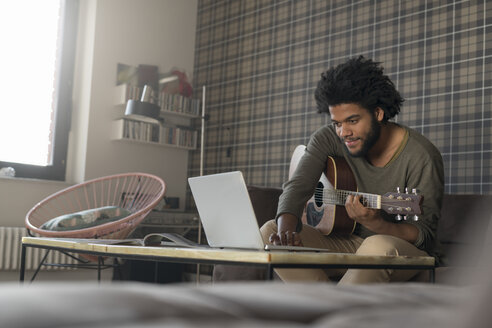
[277,124,444,261]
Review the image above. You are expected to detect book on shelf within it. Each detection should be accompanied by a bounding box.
[112,118,160,143]
[158,92,201,117]
[160,125,197,149]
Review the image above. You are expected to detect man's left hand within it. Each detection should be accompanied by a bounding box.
[345,194,383,232]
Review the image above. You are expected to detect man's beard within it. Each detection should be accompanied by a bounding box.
[343,116,381,158]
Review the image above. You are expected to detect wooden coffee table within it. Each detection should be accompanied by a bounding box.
[20,237,436,282]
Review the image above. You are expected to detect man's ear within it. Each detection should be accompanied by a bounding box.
[374,107,385,122]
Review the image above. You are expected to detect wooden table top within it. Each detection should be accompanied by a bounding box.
[22,237,435,267]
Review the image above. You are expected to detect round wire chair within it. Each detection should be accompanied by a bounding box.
[26,172,166,240]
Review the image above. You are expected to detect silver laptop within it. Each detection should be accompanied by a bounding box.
[188,171,332,252]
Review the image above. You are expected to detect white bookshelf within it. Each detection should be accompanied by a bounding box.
[112,84,200,150]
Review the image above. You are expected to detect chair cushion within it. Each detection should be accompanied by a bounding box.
[40,206,131,231]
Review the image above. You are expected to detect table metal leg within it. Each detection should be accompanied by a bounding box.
[30,250,51,282]
[19,244,26,282]
[430,268,435,283]
[267,265,274,280]
[154,261,159,283]
[97,256,102,282]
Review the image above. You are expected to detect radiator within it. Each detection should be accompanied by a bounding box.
[0,227,77,271]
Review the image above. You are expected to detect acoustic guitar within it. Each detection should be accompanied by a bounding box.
[289,145,423,235]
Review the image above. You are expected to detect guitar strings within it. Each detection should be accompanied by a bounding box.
[313,187,417,201]
[316,189,379,208]
[313,191,418,216]
[313,188,418,209]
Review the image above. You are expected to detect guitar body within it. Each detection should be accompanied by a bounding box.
[290,146,357,235]
[316,156,358,234]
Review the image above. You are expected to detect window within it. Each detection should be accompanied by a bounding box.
[0,0,78,181]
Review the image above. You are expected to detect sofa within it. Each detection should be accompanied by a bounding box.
[0,279,485,328]
[214,186,492,284]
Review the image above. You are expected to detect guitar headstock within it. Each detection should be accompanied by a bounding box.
[381,192,423,216]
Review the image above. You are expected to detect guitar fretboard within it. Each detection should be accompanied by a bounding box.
[320,189,381,209]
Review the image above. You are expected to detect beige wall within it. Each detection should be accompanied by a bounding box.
[0,0,198,227]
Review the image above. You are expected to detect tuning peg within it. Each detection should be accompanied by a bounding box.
[412,188,420,195]
[395,214,403,221]
[412,215,419,221]
[396,187,400,193]
[405,187,409,194]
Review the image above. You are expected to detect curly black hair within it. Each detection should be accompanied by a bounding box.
[314,56,404,121]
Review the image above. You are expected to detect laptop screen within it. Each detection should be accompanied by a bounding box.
[188,171,266,250]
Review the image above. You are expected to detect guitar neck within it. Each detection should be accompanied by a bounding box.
[323,189,381,209]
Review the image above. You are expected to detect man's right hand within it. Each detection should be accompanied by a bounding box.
[269,213,302,246]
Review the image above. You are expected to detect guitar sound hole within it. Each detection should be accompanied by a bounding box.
[306,202,323,226]
[314,181,324,207]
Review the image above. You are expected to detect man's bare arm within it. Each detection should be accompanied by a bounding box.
[269,213,302,246]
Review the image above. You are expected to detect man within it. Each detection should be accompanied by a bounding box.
[260,56,444,284]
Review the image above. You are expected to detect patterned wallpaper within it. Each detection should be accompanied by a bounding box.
[190,0,492,196]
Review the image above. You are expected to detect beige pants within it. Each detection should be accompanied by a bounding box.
[260,219,430,284]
